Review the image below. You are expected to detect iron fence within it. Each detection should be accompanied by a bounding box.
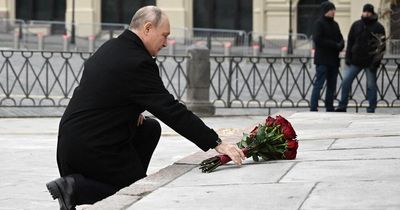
[1,49,399,111]
[209,56,400,111]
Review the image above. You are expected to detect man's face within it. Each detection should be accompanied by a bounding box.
[362,11,373,18]
[325,9,335,18]
[144,17,170,56]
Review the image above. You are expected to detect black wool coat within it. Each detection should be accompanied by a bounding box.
[345,14,386,68]
[57,30,219,188]
[313,16,344,67]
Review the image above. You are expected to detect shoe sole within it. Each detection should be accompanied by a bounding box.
[46,181,69,210]
[46,181,61,200]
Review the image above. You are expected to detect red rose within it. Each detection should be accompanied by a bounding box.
[284,150,297,159]
[286,139,298,150]
[275,115,297,139]
[250,126,258,134]
[265,116,275,127]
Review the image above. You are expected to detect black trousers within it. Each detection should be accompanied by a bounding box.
[58,118,161,205]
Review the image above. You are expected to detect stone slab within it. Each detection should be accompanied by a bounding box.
[117,164,196,196]
[168,161,295,187]
[332,136,400,149]
[127,182,314,210]
[88,195,140,210]
[281,159,400,183]
[301,181,400,210]
[297,147,400,161]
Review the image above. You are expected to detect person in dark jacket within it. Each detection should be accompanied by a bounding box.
[45,6,245,210]
[310,1,344,112]
[336,3,386,113]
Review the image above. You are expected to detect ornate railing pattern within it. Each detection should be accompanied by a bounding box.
[210,56,400,110]
[1,50,399,111]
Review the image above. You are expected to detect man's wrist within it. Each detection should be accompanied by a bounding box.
[214,138,222,149]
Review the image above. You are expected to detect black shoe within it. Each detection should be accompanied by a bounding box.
[335,108,347,112]
[46,176,76,210]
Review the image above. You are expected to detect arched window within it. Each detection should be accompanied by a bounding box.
[391,3,400,39]
[297,0,327,37]
[16,0,66,21]
[101,0,155,24]
[193,0,252,32]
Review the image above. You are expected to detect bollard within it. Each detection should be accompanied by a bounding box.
[258,36,263,53]
[281,46,288,57]
[185,46,215,116]
[206,34,211,50]
[37,33,44,51]
[252,44,260,56]
[167,39,176,56]
[63,35,70,51]
[88,35,95,52]
[109,30,114,40]
[309,48,315,68]
[224,41,232,56]
[14,31,20,49]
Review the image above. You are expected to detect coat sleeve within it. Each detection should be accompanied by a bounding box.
[345,23,357,63]
[313,21,339,50]
[336,22,345,52]
[127,59,219,151]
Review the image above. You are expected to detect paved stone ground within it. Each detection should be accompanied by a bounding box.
[88,112,400,210]
[0,115,266,210]
[1,112,400,209]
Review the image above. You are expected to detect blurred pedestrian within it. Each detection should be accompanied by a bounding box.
[310,1,344,112]
[335,3,386,113]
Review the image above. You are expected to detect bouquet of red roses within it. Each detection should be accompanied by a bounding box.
[200,115,298,173]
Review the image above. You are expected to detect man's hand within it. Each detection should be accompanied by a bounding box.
[137,114,145,126]
[215,142,246,165]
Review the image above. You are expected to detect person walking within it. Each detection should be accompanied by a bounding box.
[45,6,245,210]
[310,1,344,112]
[335,3,386,113]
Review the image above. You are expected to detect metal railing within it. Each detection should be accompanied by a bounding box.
[1,50,399,111]
[247,32,312,56]
[209,56,400,111]
[0,18,129,51]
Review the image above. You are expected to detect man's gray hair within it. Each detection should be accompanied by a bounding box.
[129,6,165,30]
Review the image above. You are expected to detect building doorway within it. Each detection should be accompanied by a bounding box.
[101,0,155,24]
[16,0,66,21]
[297,0,327,38]
[193,0,252,32]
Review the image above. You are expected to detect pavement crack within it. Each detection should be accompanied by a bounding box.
[298,182,319,210]
[327,138,338,150]
[277,161,298,183]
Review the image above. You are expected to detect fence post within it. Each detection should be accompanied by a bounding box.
[109,29,114,40]
[224,41,232,56]
[258,36,263,53]
[37,33,44,51]
[206,34,211,50]
[186,46,215,116]
[252,44,260,56]
[63,35,70,51]
[88,35,95,52]
[14,31,20,49]
[168,39,176,56]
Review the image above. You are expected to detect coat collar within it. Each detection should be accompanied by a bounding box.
[118,29,152,58]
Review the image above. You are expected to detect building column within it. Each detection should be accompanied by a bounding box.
[265,0,298,38]
[252,0,266,35]
[156,0,192,39]
[0,0,15,19]
[66,0,101,37]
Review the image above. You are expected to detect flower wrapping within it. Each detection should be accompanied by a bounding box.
[199,115,298,173]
